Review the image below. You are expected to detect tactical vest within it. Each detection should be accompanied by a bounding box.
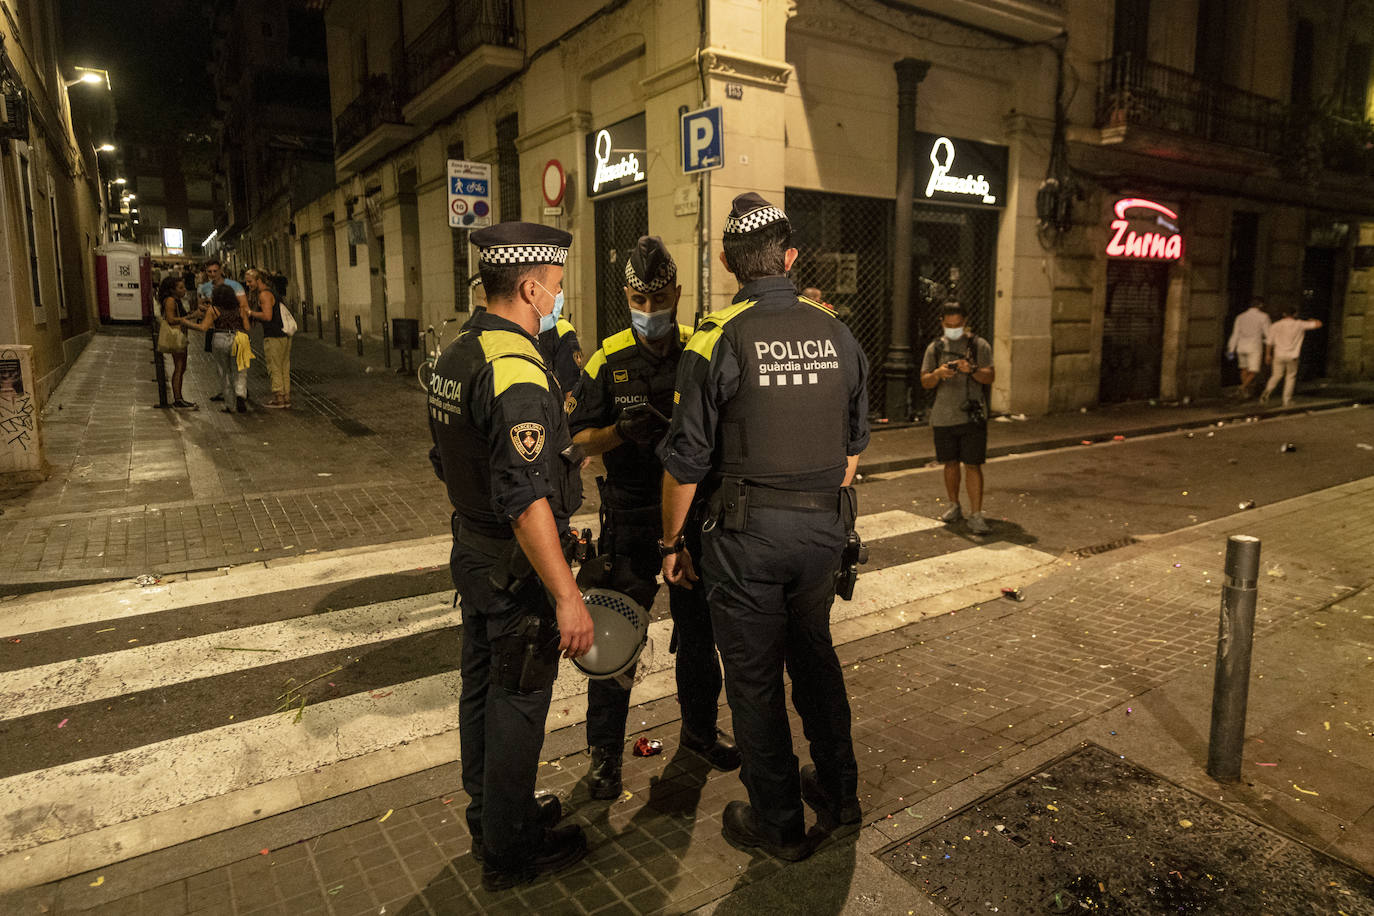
[596,325,691,507]
[710,300,850,489]
[431,324,580,537]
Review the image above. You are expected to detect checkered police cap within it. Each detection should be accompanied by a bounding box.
[624,236,676,293]
[723,192,788,236]
[471,222,572,266]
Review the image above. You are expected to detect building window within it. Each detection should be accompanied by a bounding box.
[47,175,68,320]
[1291,18,1315,106]
[496,114,520,221]
[1341,42,1372,117]
[18,153,43,319]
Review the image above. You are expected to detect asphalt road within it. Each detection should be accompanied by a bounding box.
[858,405,1374,557]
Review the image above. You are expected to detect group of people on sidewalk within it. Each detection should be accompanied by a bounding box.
[1226,296,1324,405]
[155,258,296,412]
[428,195,870,892]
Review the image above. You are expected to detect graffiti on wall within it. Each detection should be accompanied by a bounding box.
[0,352,34,452]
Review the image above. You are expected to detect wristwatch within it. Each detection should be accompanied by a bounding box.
[657,535,685,558]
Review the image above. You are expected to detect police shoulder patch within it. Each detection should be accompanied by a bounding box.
[612,368,630,383]
[510,422,546,462]
[564,395,577,415]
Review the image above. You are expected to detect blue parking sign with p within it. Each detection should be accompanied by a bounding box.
[681,106,723,174]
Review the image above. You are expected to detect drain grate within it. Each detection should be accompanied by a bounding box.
[1070,536,1139,559]
[877,744,1374,914]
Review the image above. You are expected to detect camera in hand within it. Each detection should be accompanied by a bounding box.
[963,397,986,425]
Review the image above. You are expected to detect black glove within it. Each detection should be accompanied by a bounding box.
[615,403,669,447]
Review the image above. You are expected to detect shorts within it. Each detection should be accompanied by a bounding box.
[933,422,987,465]
[1235,349,1261,372]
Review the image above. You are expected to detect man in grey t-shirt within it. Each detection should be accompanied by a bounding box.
[919,302,995,534]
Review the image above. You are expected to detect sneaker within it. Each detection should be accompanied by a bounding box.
[587,745,622,800]
[480,823,588,891]
[940,504,963,524]
[800,764,861,827]
[721,801,814,861]
[680,726,742,771]
[172,399,198,409]
[471,794,563,864]
[265,400,288,409]
[967,513,991,535]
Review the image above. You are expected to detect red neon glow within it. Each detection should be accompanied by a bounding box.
[1107,197,1183,261]
[1113,197,1178,220]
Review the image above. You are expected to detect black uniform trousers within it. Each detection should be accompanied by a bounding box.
[700,504,859,844]
[450,534,560,869]
[585,517,723,748]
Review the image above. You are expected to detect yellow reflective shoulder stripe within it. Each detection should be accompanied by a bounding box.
[601,327,637,356]
[685,324,724,361]
[556,318,576,338]
[492,356,549,395]
[705,299,755,326]
[678,324,693,343]
[798,295,833,315]
[478,329,544,365]
[583,348,608,380]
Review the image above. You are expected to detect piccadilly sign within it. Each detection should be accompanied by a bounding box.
[1106,198,1184,261]
[586,113,647,198]
[914,131,1007,209]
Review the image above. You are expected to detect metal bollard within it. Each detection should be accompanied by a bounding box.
[301,303,309,334]
[150,321,170,408]
[317,305,324,340]
[334,310,341,347]
[354,315,363,356]
[382,321,391,369]
[1206,534,1262,782]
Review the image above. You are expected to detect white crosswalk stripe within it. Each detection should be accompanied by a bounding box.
[0,508,1056,892]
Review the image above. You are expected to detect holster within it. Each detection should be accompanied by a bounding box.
[491,614,561,694]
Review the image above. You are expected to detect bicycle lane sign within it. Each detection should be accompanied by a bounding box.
[447,159,492,229]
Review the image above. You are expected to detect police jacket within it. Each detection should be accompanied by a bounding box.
[658,276,869,493]
[569,324,692,509]
[537,318,582,395]
[427,310,581,539]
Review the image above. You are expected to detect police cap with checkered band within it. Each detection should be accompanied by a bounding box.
[624,235,677,293]
[470,222,572,266]
[723,192,788,236]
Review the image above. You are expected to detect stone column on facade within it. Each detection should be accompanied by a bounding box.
[883,58,931,420]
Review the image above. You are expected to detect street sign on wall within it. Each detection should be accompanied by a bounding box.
[681,106,724,174]
[447,159,492,229]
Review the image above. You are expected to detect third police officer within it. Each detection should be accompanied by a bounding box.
[568,236,740,799]
[658,193,869,860]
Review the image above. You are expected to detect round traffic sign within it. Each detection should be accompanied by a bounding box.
[542,159,565,207]
[450,198,468,216]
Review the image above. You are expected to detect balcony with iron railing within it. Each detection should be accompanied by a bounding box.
[397,0,523,129]
[333,74,415,177]
[1095,53,1290,160]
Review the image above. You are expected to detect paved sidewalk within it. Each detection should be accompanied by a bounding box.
[3,325,1371,588]
[10,476,1371,915]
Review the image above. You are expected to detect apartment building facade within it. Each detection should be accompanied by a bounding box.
[293,0,1374,416]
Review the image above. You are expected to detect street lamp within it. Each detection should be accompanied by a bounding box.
[97,143,116,152]
[114,177,127,185]
[64,67,110,89]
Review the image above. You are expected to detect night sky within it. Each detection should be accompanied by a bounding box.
[59,0,216,136]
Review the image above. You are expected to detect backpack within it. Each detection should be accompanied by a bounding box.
[279,301,298,337]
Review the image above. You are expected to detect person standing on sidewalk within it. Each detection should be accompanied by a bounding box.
[188,284,251,413]
[658,193,868,861]
[1226,297,1271,398]
[156,275,197,409]
[920,302,996,535]
[426,222,594,891]
[196,259,249,405]
[246,268,292,409]
[568,236,740,801]
[1260,305,1323,406]
[538,308,582,401]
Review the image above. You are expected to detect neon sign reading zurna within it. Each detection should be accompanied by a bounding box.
[1106,198,1184,261]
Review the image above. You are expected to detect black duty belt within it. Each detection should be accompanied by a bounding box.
[745,485,838,512]
[451,513,514,557]
[606,504,660,528]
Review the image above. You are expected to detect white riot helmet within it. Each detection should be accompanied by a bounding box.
[574,587,649,680]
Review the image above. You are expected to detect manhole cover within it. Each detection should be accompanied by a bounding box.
[877,744,1374,914]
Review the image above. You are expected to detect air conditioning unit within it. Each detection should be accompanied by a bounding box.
[0,82,29,142]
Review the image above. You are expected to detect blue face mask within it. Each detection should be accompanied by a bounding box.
[630,308,675,340]
[533,281,563,335]
[943,326,965,341]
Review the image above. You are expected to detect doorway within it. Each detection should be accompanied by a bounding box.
[1221,211,1259,388]
[1100,261,1168,403]
[1299,247,1334,380]
[593,188,648,341]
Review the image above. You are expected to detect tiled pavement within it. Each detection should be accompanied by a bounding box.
[17,476,1373,915]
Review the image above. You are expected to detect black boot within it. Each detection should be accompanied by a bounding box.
[471,794,562,864]
[480,823,587,891]
[235,395,247,413]
[588,745,622,800]
[800,763,861,827]
[721,801,813,861]
[681,726,742,771]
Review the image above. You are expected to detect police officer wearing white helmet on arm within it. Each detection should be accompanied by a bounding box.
[568,236,740,801]
[425,221,594,891]
[658,192,868,861]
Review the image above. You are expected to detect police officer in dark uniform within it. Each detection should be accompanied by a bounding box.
[568,236,741,799]
[538,310,583,396]
[426,222,595,891]
[658,193,868,861]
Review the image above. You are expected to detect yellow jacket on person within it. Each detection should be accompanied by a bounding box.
[232,331,253,371]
